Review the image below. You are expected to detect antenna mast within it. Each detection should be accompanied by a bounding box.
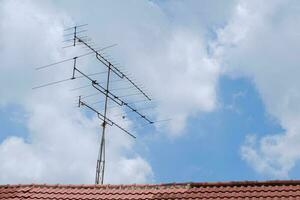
[95,65,111,184]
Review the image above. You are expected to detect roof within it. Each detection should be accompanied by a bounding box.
[1,180,300,199]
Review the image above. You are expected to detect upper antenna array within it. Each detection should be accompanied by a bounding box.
[33,24,169,185]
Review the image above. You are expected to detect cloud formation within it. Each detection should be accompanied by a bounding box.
[0,0,222,183]
[0,0,153,184]
[214,0,300,177]
[59,0,223,134]
[2,0,300,183]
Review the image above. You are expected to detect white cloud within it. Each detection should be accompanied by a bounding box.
[240,134,295,178]
[214,0,300,177]
[0,102,153,183]
[0,0,224,183]
[57,0,223,134]
[5,0,300,182]
[0,0,152,184]
[133,29,219,133]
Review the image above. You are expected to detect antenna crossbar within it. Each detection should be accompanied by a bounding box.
[64,24,88,31]
[36,44,118,71]
[79,99,136,138]
[73,66,153,124]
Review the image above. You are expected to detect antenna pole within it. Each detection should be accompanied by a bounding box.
[73,26,77,46]
[95,65,111,184]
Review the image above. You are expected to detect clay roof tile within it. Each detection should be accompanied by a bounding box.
[1,180,300,200]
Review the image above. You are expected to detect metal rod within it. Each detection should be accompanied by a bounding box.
[36,57,75,70]
[126,118,172,128]
[73,26,77,46]
[92,83,153,123]
[81,93,99,99]
[32,78,72,89]
[62,44,75,49]
[63,30,87,37]
[70,84,91,91]
[36,44,118,71]
[63,36,89,43]
[110,86,135,91]
[118,93,142,98]
[113,106,155,117]
[72,57,77,79]
[64,24,88,31]
[79,100,135,138]
[69,79,125,92]
[95,65,111,185]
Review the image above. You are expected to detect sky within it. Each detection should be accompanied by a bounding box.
[1,0,300,184]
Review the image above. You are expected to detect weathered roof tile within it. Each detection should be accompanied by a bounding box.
[1,180,300,199]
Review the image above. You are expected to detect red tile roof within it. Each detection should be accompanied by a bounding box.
[1,180,300,199]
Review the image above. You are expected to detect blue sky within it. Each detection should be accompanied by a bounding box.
[142,76,284,182]
[1,0,300,184]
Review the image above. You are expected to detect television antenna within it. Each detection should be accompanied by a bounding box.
[33,24,169,184]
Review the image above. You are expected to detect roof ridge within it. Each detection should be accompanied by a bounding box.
[0,183,189,189]
[1,180,300,189]
[190,180,300,187]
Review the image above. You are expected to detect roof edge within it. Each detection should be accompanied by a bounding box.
[1,180,300,189]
